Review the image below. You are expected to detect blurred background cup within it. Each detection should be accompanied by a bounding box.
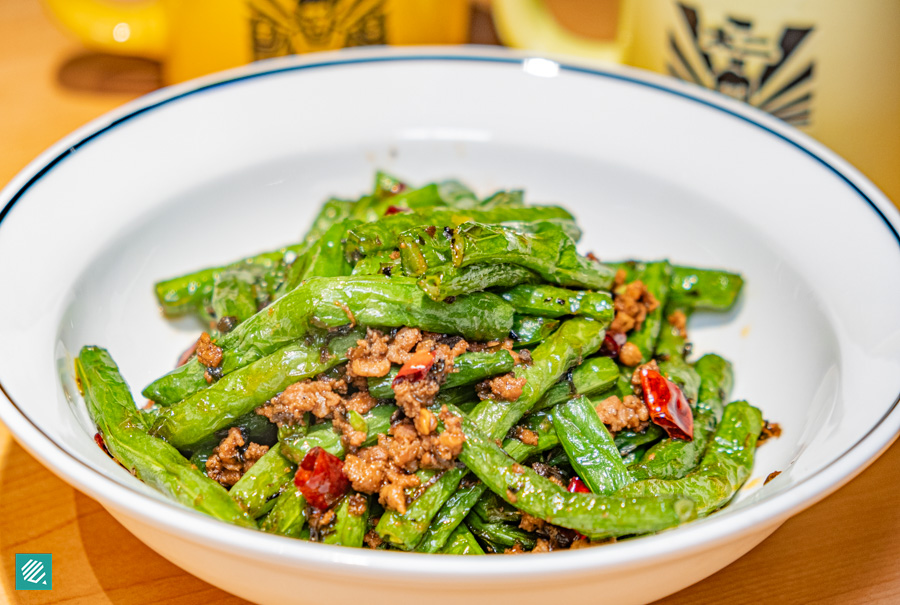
[494,0,900,204]
[41,0,470,84]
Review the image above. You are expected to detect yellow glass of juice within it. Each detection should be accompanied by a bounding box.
[42,0,470,84]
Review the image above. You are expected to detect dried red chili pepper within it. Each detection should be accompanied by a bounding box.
[565,476,590,539]
[294,446,349,510]
[599,332,626,358]
[567,476,591,494]
[393,349,436,385]
[175,339,199,368]
[639,367,693,441]
[94,432,112,458]
[384,205,410,215]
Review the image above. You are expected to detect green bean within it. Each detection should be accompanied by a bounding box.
[150,329,363,449]
[156,196,358,319]
[616,401,762,516]
[344,205,576,259]
[75,346,256,528]
[347,194,378,222]
[654,306,692,361]
[479,189,524,210]
[321,494,370,547]
[456,411,696,539]
[469,316,608,440]
[532,355,619,412]
[438,523,485,555]
[669,266,744,311]
[415,480,485,553]
[465,512,537,550]
[499,285,614,323]
[694,354,734,416]
[553,396,633,495]
[154,245,301,318]
[272,198,359,299]
[304,278,514,340]
[259,483,306,538]
[229,445,297,518]
[296,219,360,282]
[418,264,540,302]
[658,360,701,404]
[278,404,397,464]
[303,198,356,245]
[437,386,480,411]
[367,350,516,399]
[144,276,515,404]
[188,441,216,470]
[415,319,602,548]
[373,171,406,200]
[614,425,666,457]
[280,423,342,462]
[351,252,400,276]
[541,446,570,468]
[630,354,733,481]
[620,445,649,466]
[369,180,481,218]
[210,267,259,325]
[376,468,467,550]
[437,180,480,208]
[367,186,437,220]
[509,315,560,348]
[415,403,564,554]
[501,410,560,462]
[400,221,614,293]
[473,490,522,524]
[184,409,277,460]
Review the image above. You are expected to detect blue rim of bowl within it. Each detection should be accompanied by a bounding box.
[1,50,899,571]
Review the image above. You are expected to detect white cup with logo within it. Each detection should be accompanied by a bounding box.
[494,0,900,203]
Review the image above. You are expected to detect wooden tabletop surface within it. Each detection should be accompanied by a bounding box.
[2,1,900,603]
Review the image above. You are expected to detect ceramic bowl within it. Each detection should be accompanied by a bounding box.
[1,47,899,605]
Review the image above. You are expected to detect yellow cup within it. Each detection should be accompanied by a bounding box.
[494,0,900,203]
[42,0,470,84]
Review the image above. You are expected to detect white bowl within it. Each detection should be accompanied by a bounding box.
[1,47,899,605]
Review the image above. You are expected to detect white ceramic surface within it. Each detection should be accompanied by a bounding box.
[1,47,899,605]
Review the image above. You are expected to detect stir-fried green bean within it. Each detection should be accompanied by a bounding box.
[617,401,762,515]
[144,276,515,405]
[456,410,697,539]
[438,523,486,555]
[259,483,307,538]
[367,350,516,399]
[151,329,364,449]
[630,354,733,481]
[320,493,370,547]
[499,285,614,323]
[82,175,757,555]
[669,266,744,312]
[532,355,619,412]
[509,315,560,347]
[344,205,577,258]
[229,446,296,518]
[400,221,615,297]
[76,347,256,528]
[553,396,633,495]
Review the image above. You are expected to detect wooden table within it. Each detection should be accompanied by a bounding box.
[2,1,900,603]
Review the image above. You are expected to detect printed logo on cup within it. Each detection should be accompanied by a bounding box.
[15,553,52,591]
[668,2,815,127]
[249,0,389,61]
